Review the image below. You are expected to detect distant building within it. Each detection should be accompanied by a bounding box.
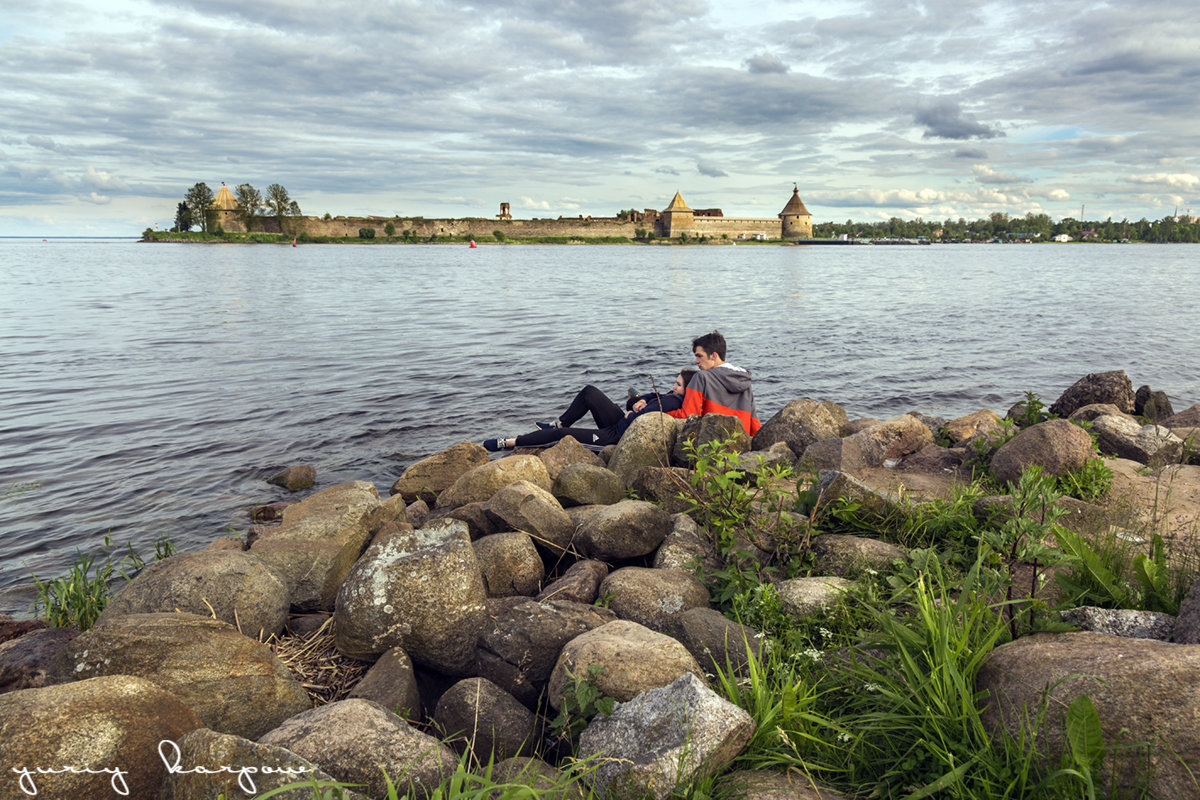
[657,186,813,240]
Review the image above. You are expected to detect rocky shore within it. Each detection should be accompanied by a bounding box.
[2,370,1200,799]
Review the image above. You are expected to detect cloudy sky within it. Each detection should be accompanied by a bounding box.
[2,0,1198,235]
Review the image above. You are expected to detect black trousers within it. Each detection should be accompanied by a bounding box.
[513,385,624,448]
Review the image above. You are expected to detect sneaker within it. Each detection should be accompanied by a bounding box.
[483,437,512,452]
[535,421,559,430]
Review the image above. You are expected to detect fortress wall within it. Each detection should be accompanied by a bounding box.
[274,215,641,239]
[692,217,782,239]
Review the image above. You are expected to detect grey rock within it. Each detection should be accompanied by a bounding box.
[576,499,672,560]
[391,441,489,503]
[598,567,710,632]
[334,519,488,673]
[629,466,694,514]
[1049,370,1136,418]
[1135,385,1175,422]
[752,398,848,459]
[485,479,574,554]
[990,419,1096,486]
[258,698,457,800]
[607,412,681,486]
[552,462,623,507]
[673,414,750,467]
[436,455,552,509]
[777,577,856,618]
[653,513,721,575]
[536,559,610,605]
[0,627,77,694]
[268,464,315,492]
[348,645,422,720]
[578,672,754,800]
[538,436,607,481]
[673,607,765,677]
[1174,578,1200,644]
[810,534,906,578]
[1060,606,1175,640]
[1091,414,1184,466]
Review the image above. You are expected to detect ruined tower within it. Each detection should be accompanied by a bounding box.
[659,192,695,238]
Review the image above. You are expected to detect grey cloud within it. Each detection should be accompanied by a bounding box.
[655,166,681,176]
[914,99,1003,140]
[954,147,988,159]
[696,160,727,178]
[745,53,788,74]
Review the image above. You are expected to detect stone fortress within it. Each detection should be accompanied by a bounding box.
[212,184,813,241]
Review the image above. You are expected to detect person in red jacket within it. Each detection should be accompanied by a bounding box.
[682,330,761,436]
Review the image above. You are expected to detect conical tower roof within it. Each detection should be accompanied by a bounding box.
[779,186,811,217]
[213,183,238,210]
[664,191,692,212]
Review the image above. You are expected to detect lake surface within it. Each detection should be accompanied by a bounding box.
[1,239,1197,615]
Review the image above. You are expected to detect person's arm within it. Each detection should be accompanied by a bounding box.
[678,379,706,418]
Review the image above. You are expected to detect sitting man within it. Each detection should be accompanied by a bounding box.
[681,330,761,436]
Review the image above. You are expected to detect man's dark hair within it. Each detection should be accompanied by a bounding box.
[679,368,697,387]
[692,330,726,360]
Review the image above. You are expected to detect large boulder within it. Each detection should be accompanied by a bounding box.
[249,480,380,611]
[941,409,1004,445]
[1176,579,1200,644]
[598,567,710,632]
[990,419,1096,486]
[1068,403,1135,424]
[268,464,316,492]
[1162,403,1200,430]
[434,677,537,761]
[630,466,694,514]
[553,462,624,507]
[607,412,681,486]
[334,519,488,673]
[159,727,358,800]
[1060,607,1175,640]
[473,531,545,597]
[673,606,765,677]
[0,675,202,799]
[1135,385,1175,422]
[391,441,489,503]
[810,534,906,578]
[1090,414,1184,466]
[547,620,704,709]
[578,672,755,800]
[777,576,856,618]
[1049,370,1136,418]
[752,398,848,459]
[259,698,457,800]
[844,414,935,467]
[98,549,290,639]
[653,513,721,575]
[723,770,853,799]
[977,632,1200,800]
[576,500,672,561]
[813,471,906,523]
[485,480,574,553]
[672,414,750,467]
[475,599,616,708]
[799,436,873,472]
[436,454,552,509]
[45,612,310,739]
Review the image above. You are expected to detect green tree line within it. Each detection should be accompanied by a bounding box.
[815,211,1200,242]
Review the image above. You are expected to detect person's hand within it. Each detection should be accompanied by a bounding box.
[633,399,647,412]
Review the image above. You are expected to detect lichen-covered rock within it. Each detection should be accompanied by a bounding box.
[814,471,906,522]
[810,534,906,578]
[391,441,489,503]
[552,461,623,507]
[844,414,935,467]
[473,532,545,597]
[259,698,457,800]
[475,599,616,708]
[436,455,552,509]
[45,612,310,739]
[1091,414,1184,466]
[576,500,671,560]
[485,479,574,552]
[249,480,380,611]
[607,412,681,486]
[347,645,421,720]
[941,409,1004,445]
[598,567,710,632]
[159,727,360,800]
[1068,403,1135,423]
[578,672,754,800]
[653,513,721,574]
[752,398,849,459]
[977,632,1200,800]
[777,576,856,618]
[434,677,537,761]
[98,549,290,638]
[548,620,703,710]
[1049,370,1136,418]
[990,419,1096,486]
[0,675,201,800]
[334,519,488,673]
[1060,606,1175,640]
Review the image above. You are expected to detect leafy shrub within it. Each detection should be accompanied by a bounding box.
[358,227,376,239]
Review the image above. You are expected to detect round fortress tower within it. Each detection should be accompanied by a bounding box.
[779,186,813,240]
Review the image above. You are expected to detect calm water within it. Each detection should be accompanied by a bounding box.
[1,240,1197,615]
